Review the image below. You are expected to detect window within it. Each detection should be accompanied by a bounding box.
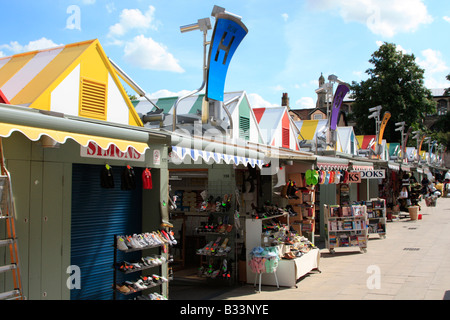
[313,113,323,120]
[79,78,107,120]
[437,99,448,115]
[239,116,250,140]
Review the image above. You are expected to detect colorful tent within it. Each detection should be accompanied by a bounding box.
[0,39,159,155]
[335,127,357,155]
[0,39,142,127]
[356,135,376,151]
[253,106,299,150]
[133,91,265,145]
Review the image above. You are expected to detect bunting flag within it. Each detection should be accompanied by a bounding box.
[170,146,264,168]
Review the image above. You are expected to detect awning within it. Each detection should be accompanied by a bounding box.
[401,163,412,172]
[0,103,170,155]
[0,122,149,154]
[350,160,374,171]
[170,146,264,168]
[388,162,401,171]
[170,134,267,168]
[315,156,349,170]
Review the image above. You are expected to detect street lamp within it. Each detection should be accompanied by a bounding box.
[395,121,405,162]
[173,17,212,131]
[411,130,421,163]
[368,106,382,157]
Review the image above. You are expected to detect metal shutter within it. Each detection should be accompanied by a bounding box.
[70,164,142,300]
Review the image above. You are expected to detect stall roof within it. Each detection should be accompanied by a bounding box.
[134,91,265,145]
[356,135,376,150]
[253,106,300,150]
[0,39,142,127]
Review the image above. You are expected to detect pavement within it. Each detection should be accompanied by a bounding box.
[170,196,450,300]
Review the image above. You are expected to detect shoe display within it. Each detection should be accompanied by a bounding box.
[114,228,174,300]
[116,236,129,251]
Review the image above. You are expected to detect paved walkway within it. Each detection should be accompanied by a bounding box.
[170,197,450,300]
[212,197,450,300]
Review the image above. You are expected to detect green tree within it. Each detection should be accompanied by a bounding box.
[350,42,436,142]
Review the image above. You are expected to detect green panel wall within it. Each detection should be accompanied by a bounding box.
[1,133,167,300]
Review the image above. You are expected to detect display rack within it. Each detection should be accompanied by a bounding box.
[113,232,172,300]
[245,212,320,288]
[286,173,315,243]
[324,204,368,254]
[195,207,236,285]
[366,198,387,239]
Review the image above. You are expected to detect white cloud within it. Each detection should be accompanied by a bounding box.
[417,49,448,74]
[106,2,116,14]
[281,13,289,22]
[247,93,277,108]
[295,97,315,109]
[78,0,95,4]
[0,37,62,54]
[271,84,285,91]
[108,6,157,38]
[443,16,450,23]
[148,89,192,99]
[123,35,184,73]
[308,0,433,38]
[416,49,449,89]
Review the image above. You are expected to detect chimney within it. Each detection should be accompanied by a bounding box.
[282,92,290,109]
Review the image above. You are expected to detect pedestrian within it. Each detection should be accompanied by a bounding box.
[421,176,429,195]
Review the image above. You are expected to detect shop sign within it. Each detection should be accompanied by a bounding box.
[80,142,145,162]
[153,149,161,165]
[360,169,385,179]
[347,171,361,183]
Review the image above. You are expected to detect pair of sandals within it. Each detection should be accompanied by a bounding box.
[305,169,349,185]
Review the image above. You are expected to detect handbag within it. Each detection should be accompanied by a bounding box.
[399,187,408,198]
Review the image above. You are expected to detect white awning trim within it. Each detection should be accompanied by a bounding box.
[170,146,265,168]
[316,156,349,170]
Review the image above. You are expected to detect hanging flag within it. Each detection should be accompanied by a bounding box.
[378,111,391,145]
[206,13,248,102]
[329,83,350,131]
[418,135,425,162]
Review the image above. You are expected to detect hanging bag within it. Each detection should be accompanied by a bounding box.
[399,186,408,199]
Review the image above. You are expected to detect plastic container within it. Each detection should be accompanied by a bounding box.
[408,206,419,220]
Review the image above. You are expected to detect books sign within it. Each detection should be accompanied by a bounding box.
[359,170,385,179]
[347,171,361,183]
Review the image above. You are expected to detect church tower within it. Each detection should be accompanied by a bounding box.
[316,73,326,109]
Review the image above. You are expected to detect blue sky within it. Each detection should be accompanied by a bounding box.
[1,0,449,110]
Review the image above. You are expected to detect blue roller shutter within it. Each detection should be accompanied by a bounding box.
[70,163,142,300]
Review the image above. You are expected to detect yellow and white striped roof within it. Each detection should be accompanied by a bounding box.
[0,39,142,127]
